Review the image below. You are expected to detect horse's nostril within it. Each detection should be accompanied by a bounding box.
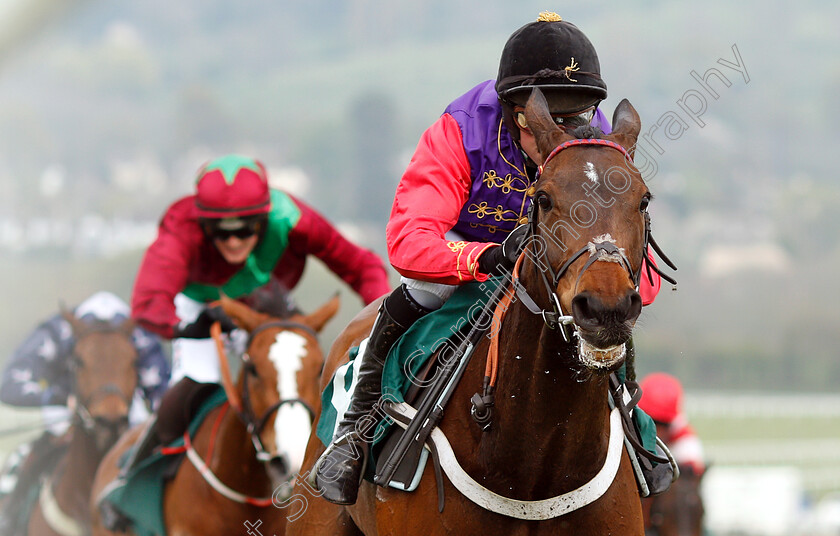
[625,291,642,322]
[573,290,642,326]
[571,293,599,328]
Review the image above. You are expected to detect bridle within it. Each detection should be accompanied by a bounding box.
[516,138,677,342]
[213,320,316,462]
[471,138,679,428]
[68,323,137,435]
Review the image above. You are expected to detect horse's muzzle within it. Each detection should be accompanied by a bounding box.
[93,415,129,452]
[571,289,641,349]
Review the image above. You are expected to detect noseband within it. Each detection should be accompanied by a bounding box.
[230,320,316,462]
[239,357,315,462]
[519,138,677,341]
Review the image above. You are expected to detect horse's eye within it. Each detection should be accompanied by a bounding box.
[536,191,553,210]
[639,194,651,212]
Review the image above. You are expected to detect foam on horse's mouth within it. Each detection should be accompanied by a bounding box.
[578,339,626,369]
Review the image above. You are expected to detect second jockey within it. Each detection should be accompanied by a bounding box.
[99,154,390,529]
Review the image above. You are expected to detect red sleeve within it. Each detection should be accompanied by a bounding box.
[639,246,662,306]
[131,199,203,338]
[286,197,391,305]
[386,114,495,285]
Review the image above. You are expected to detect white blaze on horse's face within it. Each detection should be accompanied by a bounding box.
[267,331,311,474]
[584,162,599,183]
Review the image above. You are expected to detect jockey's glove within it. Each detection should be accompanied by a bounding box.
[173,306,237,339]
[477,224,530,276]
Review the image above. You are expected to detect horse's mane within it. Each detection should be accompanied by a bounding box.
[75,316,130,333]
[241,279,301,318]
[571,124,605,139]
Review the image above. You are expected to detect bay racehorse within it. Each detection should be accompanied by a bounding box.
[89,294,338,536]
[25,312,138,536]
[644,464,705,536]
[286,89,667,535]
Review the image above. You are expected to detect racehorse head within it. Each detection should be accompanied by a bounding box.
[521,88,656,370]
[219,294,339,491]
[61,310,138,452]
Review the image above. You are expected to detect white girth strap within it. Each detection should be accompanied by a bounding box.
[184,443,274,507]
[390,403,625,520]
[39,477,85,536]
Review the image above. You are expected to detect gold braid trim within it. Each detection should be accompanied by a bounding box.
[448,241,469,281]
[468,202,521,223]
[482,170,529,194]
[466,244,490,279]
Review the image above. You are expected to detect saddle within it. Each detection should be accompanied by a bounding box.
[98,387,228,536]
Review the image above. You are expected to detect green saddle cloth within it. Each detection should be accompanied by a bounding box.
[316,279,498,447]
[102,387,228,536]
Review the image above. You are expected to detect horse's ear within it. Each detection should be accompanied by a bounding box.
[607,99,641,158]
[524,88,571,159]
[301,293,340,334]
[118,317,137,337]
[60,303,87,336]
[217,294,261,332]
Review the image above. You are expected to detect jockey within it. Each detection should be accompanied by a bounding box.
[638,372,706,475]
[313,12,663,505]
[99,154,390,530]
[0,291,169,531]
[0,291,169,427]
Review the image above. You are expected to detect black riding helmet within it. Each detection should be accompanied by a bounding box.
[496,13,607,142]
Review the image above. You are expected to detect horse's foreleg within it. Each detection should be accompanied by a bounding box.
[89,427,143,536]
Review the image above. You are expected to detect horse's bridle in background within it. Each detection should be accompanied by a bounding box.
[212,319,316,462]
[69,324,137,436]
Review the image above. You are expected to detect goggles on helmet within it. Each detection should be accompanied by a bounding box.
[512,105,596,132]
[200,215,266,242]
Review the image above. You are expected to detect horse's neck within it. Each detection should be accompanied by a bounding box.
[497,305,610,434]
[461,296,613,492]
[206,408,273,495]
[50,423,100,522]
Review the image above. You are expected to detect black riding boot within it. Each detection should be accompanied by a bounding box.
[312,286,430,505]
[98,377,217,531]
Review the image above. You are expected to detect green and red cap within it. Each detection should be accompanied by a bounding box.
[195,155,271,219]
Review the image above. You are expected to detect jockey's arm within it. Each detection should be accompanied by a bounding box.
[131,200,198,339]
[0,316,72,407]
[285,195,391,304]
[387,114,496,285]
[132,327,171,410]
